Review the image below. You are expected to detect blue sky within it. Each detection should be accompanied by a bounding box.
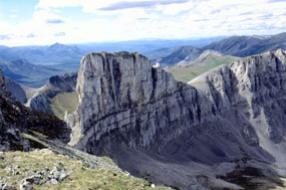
[0,0,286,46]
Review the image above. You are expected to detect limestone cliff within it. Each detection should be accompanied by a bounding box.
[67,50,286,189]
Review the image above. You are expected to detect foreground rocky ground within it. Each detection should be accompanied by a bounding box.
[0,149,171,190]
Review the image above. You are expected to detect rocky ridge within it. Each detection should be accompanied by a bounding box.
[155,46,202,66]
[27,73,77,115]
[67,49,286,189]
[205,32,286,57]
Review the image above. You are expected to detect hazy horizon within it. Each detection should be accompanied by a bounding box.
[0,0,286,46]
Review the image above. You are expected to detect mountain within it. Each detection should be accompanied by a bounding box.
[0,38,223,86]
[0,69,169,190]
[143,47,178,61]
[166,50,240,82]
[0,43,83,86]
[48,42,79,54]
[78,37,223,54]
[3,33,284,87]
[0,69,70,151]
[27,73,78,119]
[0,43,83,66]
[0,37,222,66]
[153,46,203,66]
[205,32,286,56]
[148,32,286,67]
[0,59,67,87]
[187,49,224,64]
[66,50,286,189]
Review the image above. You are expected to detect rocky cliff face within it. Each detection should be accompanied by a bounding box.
[0,70,70,151]
[67,50,286,189]
[49,73,77,92]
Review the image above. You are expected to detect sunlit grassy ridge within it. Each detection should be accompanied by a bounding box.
[0,149,171,190]
[50,92,78,119]
[167,55,238,83]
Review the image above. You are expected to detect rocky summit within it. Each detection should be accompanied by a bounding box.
[66,49,286,189]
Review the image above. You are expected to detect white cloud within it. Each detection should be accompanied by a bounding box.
[0,0,286,46]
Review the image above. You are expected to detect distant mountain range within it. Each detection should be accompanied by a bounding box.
[0,33,286,87]
[0,43,83,66]
[205,32,286,56]
[152,46,203,66]
[0,59,64,87]
[0,37,222,65]
[0,37,222,87]
[153,32,286,66]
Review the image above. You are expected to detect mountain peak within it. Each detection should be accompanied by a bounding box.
[273,48,286,54]
[199,49,223,58]
[49,42,66,48]
[48,42,80,54]
[51,42,64,46]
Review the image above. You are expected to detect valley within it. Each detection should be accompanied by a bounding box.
[1,27,286,190]
[1,0,286,189]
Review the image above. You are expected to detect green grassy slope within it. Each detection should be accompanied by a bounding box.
[0,150,170,190]
[166,54,238,82]
[50,92,79,120]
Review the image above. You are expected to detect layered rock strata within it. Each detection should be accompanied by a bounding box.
[67,50,286,189]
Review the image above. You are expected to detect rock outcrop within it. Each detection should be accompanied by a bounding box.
[49,73,77,92]
[67,50,286,189]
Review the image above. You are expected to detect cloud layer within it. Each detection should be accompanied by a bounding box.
[100,0,189,10]
[0,0,286,46]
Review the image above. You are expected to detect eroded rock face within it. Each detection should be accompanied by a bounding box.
[67,50,286,189]
[49,73,77,92]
